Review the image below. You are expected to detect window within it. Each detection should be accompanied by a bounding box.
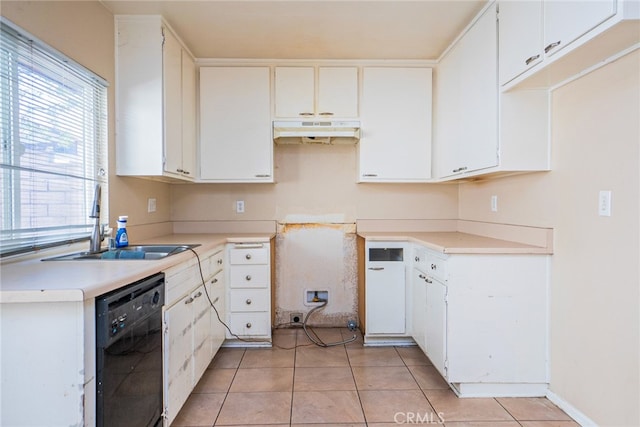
[0,18,108,257]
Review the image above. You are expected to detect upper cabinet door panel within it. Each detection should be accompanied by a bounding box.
[162,28,183,177]
[199,67,273,182]
[543,0,616,57]
[181,50,196,178]
[317,67,359,118]
[274,67,315,117]
[498,0,544,85]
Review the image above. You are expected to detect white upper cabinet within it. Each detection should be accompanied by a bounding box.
[359,67,432,182]
[115,16,196,182]
[543,0,616,57]
[275,66,358,118]
[198,67,273,183]
[498,0,544,86]
[499,0,637,89]
[435,3,499,179]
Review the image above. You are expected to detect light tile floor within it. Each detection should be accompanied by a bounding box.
[172,328,579,426]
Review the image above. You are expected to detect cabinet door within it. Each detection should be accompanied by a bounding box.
[411,269,427,352]
[191,286,211,384]
[498,0,543,85]
[425,278,447,378]
[181,49,196,177]
[207,270,226,353]
[543,0,616,57]
[163,297,193,426]
[359,67,432,182]
[317,67,359,118]
[162,28,183,177]
[274,67,315,117]
[199,67,273,182]
[436,3,498,178]
[365,263,406,334]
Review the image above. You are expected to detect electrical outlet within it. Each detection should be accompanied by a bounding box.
[147,198,157,213]
[598,190,612,216]
[491,195,498,212]
[236,200,245,213]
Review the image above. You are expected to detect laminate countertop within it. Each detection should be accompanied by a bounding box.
[358,231,552,255]
[0,233,273,303]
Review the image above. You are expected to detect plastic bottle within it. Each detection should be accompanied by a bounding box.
[115,215,129,248]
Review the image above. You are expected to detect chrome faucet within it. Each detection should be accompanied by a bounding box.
[89,183,103,253]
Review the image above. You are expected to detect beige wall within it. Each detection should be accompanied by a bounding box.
[171,144,458,223]
[460,51,640,426]
[1,1,172,239]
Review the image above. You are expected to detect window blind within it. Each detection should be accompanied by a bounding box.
[0,18,108,257]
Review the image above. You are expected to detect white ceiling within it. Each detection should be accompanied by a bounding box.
[100,0,488,60]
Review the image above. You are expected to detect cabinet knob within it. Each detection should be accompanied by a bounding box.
[415,256,420,262]
[211,278,218,284]
[431,264,437,270]
[245,253,252,260]
[246,322,252,329]
[245,275,252,281]
[246,298,252,305]
[544,40,562,54]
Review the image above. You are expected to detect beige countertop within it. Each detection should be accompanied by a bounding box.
[358,231,552,254]
[0,233,273,303]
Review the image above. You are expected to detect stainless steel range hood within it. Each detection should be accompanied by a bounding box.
[273,120,360,145]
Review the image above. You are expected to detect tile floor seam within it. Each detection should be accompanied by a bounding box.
[212,349,244,427]
[347,340,370,426]
[495,397,521,424]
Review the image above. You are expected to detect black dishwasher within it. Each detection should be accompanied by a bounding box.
[96,273,165,427]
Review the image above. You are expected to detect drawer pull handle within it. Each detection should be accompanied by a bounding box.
[452,166,468,173]
[245,275,252,281]
[185,297,194,304]
[246,299,252,305]
[431,264,437,270]
[246,322,252,328]
[194,291,202,298]
[425,278,433,284]
[217,259,223,264]
[245,253,252,260]
[419,274,426,279]
[368,267,384,271]
[211,278,218,284]
[415,256,420,262]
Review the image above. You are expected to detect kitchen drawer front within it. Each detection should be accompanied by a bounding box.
[229,265,269,288]
[425,252,448,282]
[165,263,201,306]
[229,245,269,265]
[229,289,270,312]
[228,312,270,337]
[413,246,428,273]
[201,247,224,280]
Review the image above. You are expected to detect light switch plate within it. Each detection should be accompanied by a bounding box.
[598,190,611,216]
[491,195,498,212]
[147,198,157,213]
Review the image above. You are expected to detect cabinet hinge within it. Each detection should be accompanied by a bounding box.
[163,321,169,335]
[444,359,449,374]
[444,288,449,304]
[161,27,165,47]
[161,406,168,420]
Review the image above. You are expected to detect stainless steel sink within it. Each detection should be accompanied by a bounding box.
[42,244,201,261]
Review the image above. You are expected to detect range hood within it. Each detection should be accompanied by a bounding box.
[273,120,360,145]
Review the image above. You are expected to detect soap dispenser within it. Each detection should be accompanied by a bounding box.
[115,215,129,248]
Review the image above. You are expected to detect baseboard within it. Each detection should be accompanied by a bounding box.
[546,389,598,426]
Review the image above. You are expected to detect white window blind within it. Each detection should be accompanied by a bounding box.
[0,18,108,257]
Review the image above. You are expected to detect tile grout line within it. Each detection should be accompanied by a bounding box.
[212,348,245,427]
[345,338,370,426]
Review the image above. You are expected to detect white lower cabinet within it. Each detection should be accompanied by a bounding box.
[411,244,550,397]
[162,246,224,425]
[226,242,272,345]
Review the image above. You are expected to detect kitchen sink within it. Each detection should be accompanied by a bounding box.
[42,244,201,261]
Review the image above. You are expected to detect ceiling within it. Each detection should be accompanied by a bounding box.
[99,0,487,60]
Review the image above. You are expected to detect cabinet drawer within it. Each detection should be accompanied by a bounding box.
[165,263,201,306]
[229,245,268,265]
[229,265,269,288]
[201,248,224,280]
[413,246,428,273]
[425,253,448,282]
[228,312,270,337]
[229,289,270,312]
